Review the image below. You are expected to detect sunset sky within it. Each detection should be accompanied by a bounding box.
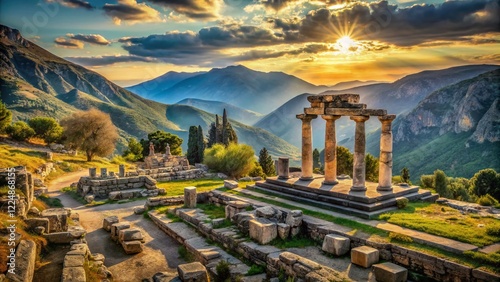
[1,0,498,86]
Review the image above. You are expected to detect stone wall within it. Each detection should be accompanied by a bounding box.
[132,166,205,182]
[143,154,189,170]
[0,167,34,217]
[77,175,159,199]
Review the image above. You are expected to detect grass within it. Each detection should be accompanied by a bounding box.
[377,202,500,247]
[246,264,266,276]
[38,194,63,208]
[157,178,255,196]
[178,245,195,262]
[197,203,226,219]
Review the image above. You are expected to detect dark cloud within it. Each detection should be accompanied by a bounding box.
[234,43,332,61]
[67,34,111,45]
[54,37,84,48]
[65,55,157,66]
[47,0,94,10]
[103,0,163,25]
[147,0,221,20]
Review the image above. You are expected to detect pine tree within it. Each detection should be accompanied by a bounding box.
[187,126,199,164]
[259,147,275,176]
[313,148,320,169]
[223,122,238,146]
[197,125,205,163]
[401,167,410,184]
[207,122,217,148]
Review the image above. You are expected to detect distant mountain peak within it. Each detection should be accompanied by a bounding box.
[0,24,30,47]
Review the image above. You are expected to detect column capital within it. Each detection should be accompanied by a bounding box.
[350,115,370,123]
[322,115,341,121]
[296,114,317,121]
[378,114,396,123]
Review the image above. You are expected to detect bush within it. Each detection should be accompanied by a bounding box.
[215,260,231,282]
[420,175,434,188]
[204,143,255,178]
[434,169,450,198]
[246,264,265,276]
[477,194,499,206]
[396,198,409,209]
[6,121,35,141]
[470,169,500,201]
[249,162,265,178]
[28,117,63,143]
[389,232,413,243]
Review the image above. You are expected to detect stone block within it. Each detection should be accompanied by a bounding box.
[177,262,209,282]
[121,240,144,254]
[102,216,119,232]
[285,211,303,227]
[249,218,277,244]
[277,223,290,240]
[44,230,86,244]
[256,206,276,218]
[5,240,36,282]
[373,262,408,282]
[152,272,181,282]
[224,180,239,189]
[184,186,197,208]
[61,267,86,282]
[84,194,94,203]
[64,254,85,267]
[322,234,350,256]
[351,246,379,268]
[41,208,69,232]
[134,207,146,215]
[108,191,121,200]
[111,222,131,241]
[212,218,226,228]
[119,228,144,242]
[25,218,50,232]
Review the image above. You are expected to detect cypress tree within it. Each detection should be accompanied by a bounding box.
[258,147,275,176]
[313,148,320,169]
[187,126,198,164]
[207,122,216,148]
[197,125,205,163]
[215,114,222,144]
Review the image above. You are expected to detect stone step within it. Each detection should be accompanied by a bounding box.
[420,193,439,203]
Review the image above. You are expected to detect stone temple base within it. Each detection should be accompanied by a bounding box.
[252,175,436,219]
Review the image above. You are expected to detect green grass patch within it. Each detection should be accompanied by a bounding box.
[197,203,226,219]
[270,235,318,249]
[38,194,63,208]
[246,264,265,276]
[377,203,500,247]
[157,178,225,196]
[178,246,195,262]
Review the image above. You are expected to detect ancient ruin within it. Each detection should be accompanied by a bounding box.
[255,94,436,218]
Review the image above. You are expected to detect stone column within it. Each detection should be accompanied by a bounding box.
[89,168,97,178]
[322,115,341,185]
[296,114,317,181]
[278,157,290,179]
[350,116,370,191]
[184,186,197,208]
[377,115,396,191]
[119,165,125,178]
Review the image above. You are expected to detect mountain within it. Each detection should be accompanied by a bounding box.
[135,65,327,114]
[365,70,500,180]
[175,98,263,125]
[0,25,299,158]
[256,65,499,149]
[126,71,205,99]
[328,80,385,90]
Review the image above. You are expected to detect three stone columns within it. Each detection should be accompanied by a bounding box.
[322,115,341,185]
[296,114,317,181]
[377,115,396,191]
[350,116,369,191]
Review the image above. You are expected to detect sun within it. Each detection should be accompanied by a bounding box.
[335,36,359,54]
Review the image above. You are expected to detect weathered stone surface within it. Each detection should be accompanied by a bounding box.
[184,187,197,208]
[84,194,94,203]
[28,207,41,216]
[224,180,239,189]
[217,173,228,179]
[61,267,86,282]
[25,218,49,232]
[249,218,277,244]
[44,230,86,244]
[108,191,120,200]
[256,206,276,218]
[41,208,69,232]
[322,234,350,256]
[134,207,146,215]
[373,262,408,282]
[153,272,181,282]
[64,254,85,267]
[212,218,226,228]
[121,240,144,254]
[34,226,45,235]
[351,246,379,268]
[277,223,290,240]
[6,240,36,282]
[102,216,119,232]
[225,201,251,221]
[118,228,144,242]
[285,211,303,227]
[111,222,131,241]
[177,262,209,282]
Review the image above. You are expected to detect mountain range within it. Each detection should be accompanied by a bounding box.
[0,24,299,158]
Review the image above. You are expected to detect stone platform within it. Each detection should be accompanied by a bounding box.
[253,175,436,218]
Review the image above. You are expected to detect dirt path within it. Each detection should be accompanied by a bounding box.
[43,172,185,281]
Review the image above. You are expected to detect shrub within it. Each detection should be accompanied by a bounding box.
[477,194,499,206]
[396,198,409,209]
[249,162,265,178]
[0,101,12,133]
[434,169,450,198]
[122,138,143,161]
[246,264,265,276]
[470,169,500,201]
[420,175,434,188]
[215,260,231,282]
[486,225,500,237]
[204,143,255,178]
[28,117,63,143]
[6,121,35,141]
[389,232,413,243]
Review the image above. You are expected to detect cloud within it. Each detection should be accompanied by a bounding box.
[146,0,222,20]
[67,34,111,45]
[54,37,84,48]
[65,55,157,66]
[103,0,164,25]
[46,0,94,10]
[234,43,332,61]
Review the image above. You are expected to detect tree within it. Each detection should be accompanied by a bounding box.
[141,130,183,156]
[433,169,450,198]
[420,175,434,188]
[448,177,471,202]
[258,147,276,176]
[313,148,321,169]
[122,138,143,161]
[207,122,217,148]
[204,143,255,178]
[0,101,12,133]
[207,110,237,147]
[28,117,63,144]
[197,125,205,163]
[61,108,118,161]
[400,167,410,184]
[365,154,379,182]
[249,161,266,178]
[6,121,35,141]
[222,122,238,146]
[336,146,353,176]
[187,126,199,164]
[470,169,500,201]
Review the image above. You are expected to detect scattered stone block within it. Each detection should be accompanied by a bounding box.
[84,194,94,203]
[217,173,228,179]
[177,262,209,282]
[351,246,379,268]
[64,254,85,267]
[28,207,40,216]
[322,234,350,256]
[108,191,121,201]
[25,218,49,232]
[34,226,45,235]
[225,200,251,221]
[41,208,69,232]
[277,223,290,240]
[256,206,276,218]
[373,262,408,282]
[44,230,86,244]
[152,272,180,282]
[121,240,144,254]
[118,228,144,242]
[61,267,86,282]
[251,176,262,181]
[6,240,36,282]
[184,186,197,208]
[102,216,119,232]
[134,207,146,215]
[111,222,131,241]
[224,180,239,189]
[249,218,277,244]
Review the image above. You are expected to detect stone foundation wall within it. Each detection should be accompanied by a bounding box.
[131,167,205,181]
[0,167,34,217]
[77,175,158,198]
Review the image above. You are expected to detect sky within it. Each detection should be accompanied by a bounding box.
[0,0,499,86]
